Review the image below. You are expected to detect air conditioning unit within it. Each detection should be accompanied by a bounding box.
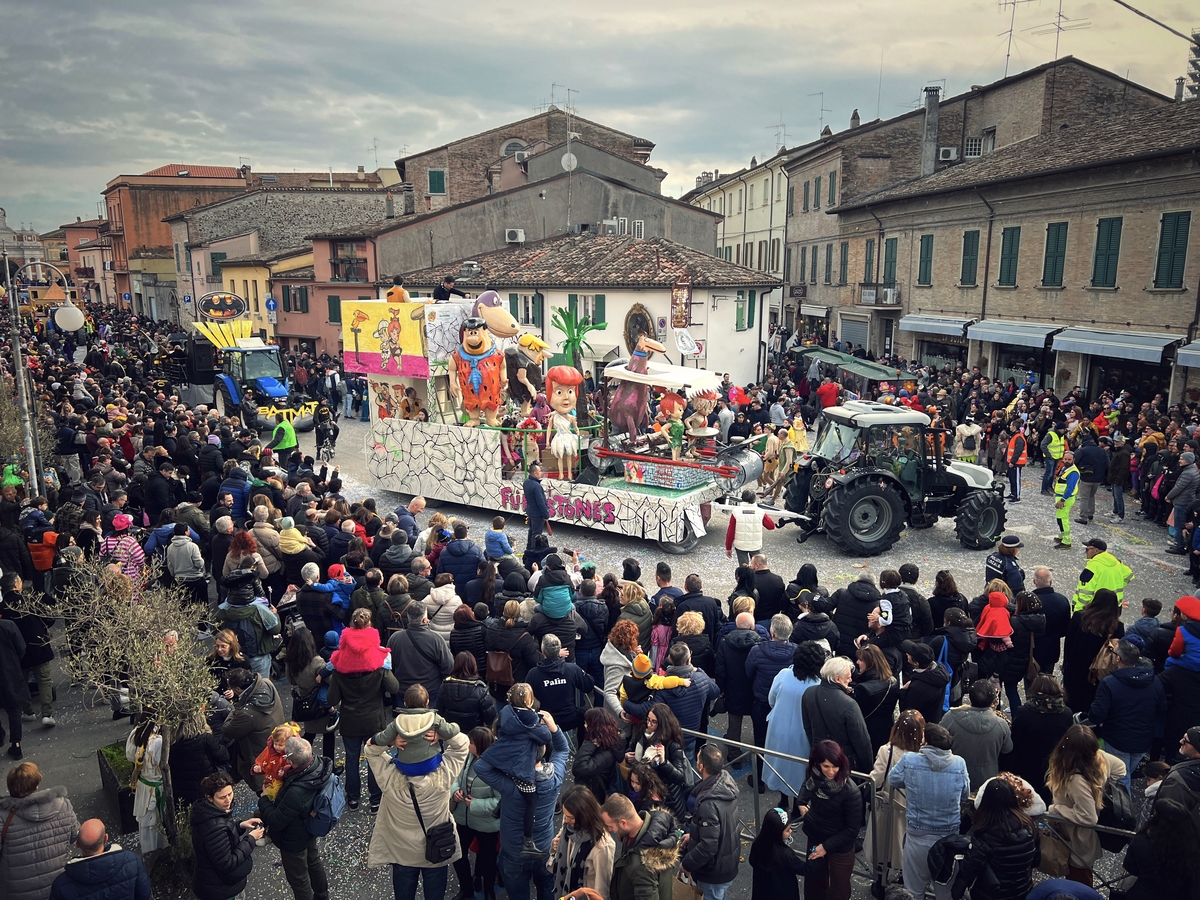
[514,151,529,163]
[103,261,113,271]
[505,228,525,243]
[938,147,958,161]
[882,288,900,304]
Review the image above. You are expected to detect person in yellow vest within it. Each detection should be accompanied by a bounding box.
[1071,537,1134,611]
[1054,449,1081,549]
[1040,421,1067,494]
[1006,426,1028,502]
[265,412,298,457]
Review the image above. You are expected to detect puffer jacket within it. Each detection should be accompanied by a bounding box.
[328,667,400,739]
[796,775,864,854]
[450,754,501,833]
[791,612,839,650]
[221,674,285,792]
[827,580,882,657]
[575,595,609,653]
[715,627,762,715]
[483,619,540,684]
[625,663,718,735]
[258,757,333,853]
[1088,662,1166,753]
[0,786,79,900]
[449,620,487,673]
[852,670,900,752]
[618,598,654,652]
[529,607,587,663]
[745,638,797,701]
[436,539,484,595]
[189,798,256,900]
[801,678,873,774]
[168,733,230,805]
[218,468,251,520]
[249,522,282,574]
[899,663,951,725]
[436,677,496,732]
[572,739,619,802]
[682,770,740,884]
[47,845,149,900]
[951,823,1039,900]
[424,583,462,640]
[610,808,680,900]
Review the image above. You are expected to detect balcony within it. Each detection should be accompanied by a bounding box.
[859,283,901,306]
[74,266,94,279]
[329,258,368,283]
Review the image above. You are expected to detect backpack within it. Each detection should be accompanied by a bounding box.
[963,432,977,452]
[307,769,345,836]
[486,632,529,687]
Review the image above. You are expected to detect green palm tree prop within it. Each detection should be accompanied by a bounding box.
[551,305,607,424]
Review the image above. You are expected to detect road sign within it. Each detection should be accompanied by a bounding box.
[265,297,278,312]
[183,294,192,303]
[122,292,131,301]
[268,310,278,324]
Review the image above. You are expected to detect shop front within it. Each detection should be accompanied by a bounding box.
[799,303,829,343]
[898,314,975,371]
[966,320,1062,388]
[1051,327,1179,405]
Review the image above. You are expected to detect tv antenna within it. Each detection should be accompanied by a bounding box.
[807,92,832,134]
[998,0,1037,78]
[765,114,790,152]
[1026,0,1091,60]
[367,138,379,168]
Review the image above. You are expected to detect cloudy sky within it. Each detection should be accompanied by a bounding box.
[0,0,1191,232]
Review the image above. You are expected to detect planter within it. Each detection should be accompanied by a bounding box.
[96,744,138,835]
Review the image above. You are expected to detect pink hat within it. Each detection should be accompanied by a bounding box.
[112,514,133,532]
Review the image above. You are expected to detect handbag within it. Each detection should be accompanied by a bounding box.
[1039,826,1070,878]
[291,685,325,721]
[1088,634,1120,685]
[408,782,457,864]
[1025,632,1041,683]
[1097,777,1136,852]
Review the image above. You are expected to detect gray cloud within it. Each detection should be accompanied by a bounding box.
[0,0,1187,230]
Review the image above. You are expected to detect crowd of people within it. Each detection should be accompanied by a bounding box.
[0,307,1199,900]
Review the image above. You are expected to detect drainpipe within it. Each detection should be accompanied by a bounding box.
[974,188,995,323]
[737,173,750,268]
[758,288,773,380]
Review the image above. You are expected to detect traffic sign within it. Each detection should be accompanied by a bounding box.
[268,310,278,324]
[265,297,278,312]
[183,294,192,303]
[122,292,131,301]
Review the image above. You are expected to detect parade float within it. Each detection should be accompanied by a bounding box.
[349,293,762,552]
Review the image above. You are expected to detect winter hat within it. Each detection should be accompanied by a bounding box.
[328,564,346,579]
[323,630,340,650]
[543,553,565,570]
[279,516,295,530]
[631,654,653,678]
[503,571,529,594]
[112,513,132,532]
[901,639,934,667]
[207,435,221,445]
[1183,452,1196,465]
[976,592,1014,639]
[1176,595,1200,621]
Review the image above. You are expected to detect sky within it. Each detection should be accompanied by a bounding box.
[0,0,1192,232]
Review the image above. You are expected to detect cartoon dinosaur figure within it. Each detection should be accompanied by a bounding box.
[607,334,665,442]
[472,290,520,340]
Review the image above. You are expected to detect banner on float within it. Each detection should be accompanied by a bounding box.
[342,300,431,378]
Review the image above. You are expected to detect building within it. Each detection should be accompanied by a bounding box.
[401,233,780,387]
[39,228,69,267]
[396,105,654,213]
[207,246,314,342]
[782,57,1171,355]
[0,208,45,274]
[681,149,792,326]
[61,217,115,306]
[833,100,1199,403]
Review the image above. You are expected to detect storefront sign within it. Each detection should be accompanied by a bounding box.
[789,284,807,298]
[197,291,247,320]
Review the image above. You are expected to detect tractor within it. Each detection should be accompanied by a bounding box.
[783,401,1007,556]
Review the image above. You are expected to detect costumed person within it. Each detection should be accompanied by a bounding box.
[788,412,809,454]
[126,718,169,872]
[450,317,506,427]
[608,334,665,443]
[658,392,686,461]
[505,333,551,418]
[546,365,584,480]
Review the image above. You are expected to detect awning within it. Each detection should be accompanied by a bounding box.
[800,304,829,318]
[1179,341,1200,368]
[967,320,1062,349]
[796,346,901,382]
[585,343,620,361]
[1051,327,1180,364]
[898,314,975,337]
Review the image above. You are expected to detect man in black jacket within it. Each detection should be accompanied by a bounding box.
[526,634,594,733]
[826,573,881,658]
[800,656,872,773]
[386,601,452,705]
[258,738,331,900]
[898,641,950,725]
[0,504,35,581]
[681,744,740,898]
[675,574,725,646]
[714,612,762,749]
[1031,566,1071,674]
[750,554,786,621]
[143,461,180,524]
[523,464,550,547]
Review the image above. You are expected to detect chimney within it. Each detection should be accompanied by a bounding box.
[385,191,395,219]
[921,85,941,177]
[1176,77,1186,102]
[400,182,415,216]
[850,108,861,129]
[357,165,366,181]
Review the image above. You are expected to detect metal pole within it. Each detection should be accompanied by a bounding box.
[4,255,40,496]
[25,367,45,493]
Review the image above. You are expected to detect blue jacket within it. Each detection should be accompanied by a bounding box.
[485,529,514,558]
[1166,620,1200,672]
[745,639,796,701]
[1088,663,1166,752]
[479,705,552,783]
[218,469,252,520]
[574,594,610,653]
[476,725,569,861]
[524,477,550,522]
[50,848,151,900]
[143,523,199,556]
[394,509,419,546]
[1075,440,1109,484]
[437,539,484,595]
[888,746,971,836]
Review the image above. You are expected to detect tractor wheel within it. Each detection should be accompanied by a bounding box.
[658,520,701,555]
[213,387,232,419]
[955,491,1007,550]
[823,478,906,556]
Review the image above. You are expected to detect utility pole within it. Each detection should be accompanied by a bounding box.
[807,92,833,134]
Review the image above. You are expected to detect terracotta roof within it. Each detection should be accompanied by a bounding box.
[217,245,312,267]
[141,164,241,178]
[400,234,781,289]
[60,217,106,230]
[249,171,383,188]
[837,99,1200,211]
[39,228,66,240]
[273,266,314,280]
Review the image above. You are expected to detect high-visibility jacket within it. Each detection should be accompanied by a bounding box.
[1047,432,1066,460]
[1055,464,1080,501]
[1071,550,1134,612]
[1007,434,1028,467]
[270,418,298,452]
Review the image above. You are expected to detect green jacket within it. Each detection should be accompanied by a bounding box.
[269,419,298,452]
[610,809,680,900]
[1072,550,1134,612]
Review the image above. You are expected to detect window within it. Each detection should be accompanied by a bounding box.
[776,177,782,202]
[737,190,743,213]
[1042,222,1068,287]
[210,251,226,278]
[503,139,525,155]
[735,244,741,266]
[735,291,746,331]
[748,290,756,327]
[770,238,780,272]
[813,176,822,209]
[883,237,898,288]
[864,238,875,283]
[824,244,833,284]
[964,137,982,159]
[748,184,755,208]
[810,245,818,283]
[241,280,249,302]
[725,246,732,262]
[803,182,810,212]
[618,217,628,236]
[568,293,607,325]
[918,234,934,285]
[763,178,769,206]
[758,240,767,270]
[800,246,807,283]
[785,246,793,281]
[428,169,447,195]
[330,240,368,282]
[174,243,180,272]
[633,220,644,239]
[828,171,837,206]
[1154,211,1191,289]
[839,242,849,284]
[530,293,544,327]
[983,130,996,154]
[998,226,1021,286]
[719,195,724,215]
[327,295,341,323]
[229,280,235,294]
[297,287,309,313]
[961,230,980,285]
[1091,217,1123,288]
[787,185,795,216]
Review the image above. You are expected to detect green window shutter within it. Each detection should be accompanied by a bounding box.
[787,185,795,216]
[1042,222,1068,287]
[1155,211,1191,289]
[998,226,1021,286]
[593,294,606,324]
[810,245,818,283]
[813,176,821,209]
[883,238,898,288]
[918,234,934,285]
[1092,218,1122,288]
[210,251,226,278]
[568,294,578,318]
[864,238,875,283]
[299,287,309,313]
[800,246,807,282]
[784,247,793,282]
[828,171,837,206]
[428,169,446,194]
[327,295,341,323]
[961,231,980,285]
[824,244,833,284]
[748,291,756,327]
[532,293,543,327]
[803,182,810,212]
[509,293,519,318]
[839,242,849,284]
[282,285,291,312]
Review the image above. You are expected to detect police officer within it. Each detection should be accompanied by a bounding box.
[1054,449,1081,549]
[314,398,339,455]
[1040,421,1067,495]
[985,534,1025,594]
[265,412,298,458]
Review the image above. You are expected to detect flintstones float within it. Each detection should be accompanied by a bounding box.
[349,292,762,552]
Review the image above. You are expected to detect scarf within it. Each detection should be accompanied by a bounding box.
[805,774,845,802]
[1026,690,1066,715]
[550,822,595,897]
[457,345,496,393]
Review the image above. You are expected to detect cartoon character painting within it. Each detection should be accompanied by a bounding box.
[608,333,665,442]
[545,365,584,480]
[504,332,551,417]
[371,381,394,419]
[450,316,507,427]
[373,307,404,372]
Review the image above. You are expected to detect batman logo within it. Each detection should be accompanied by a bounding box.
[199,293,247,320]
